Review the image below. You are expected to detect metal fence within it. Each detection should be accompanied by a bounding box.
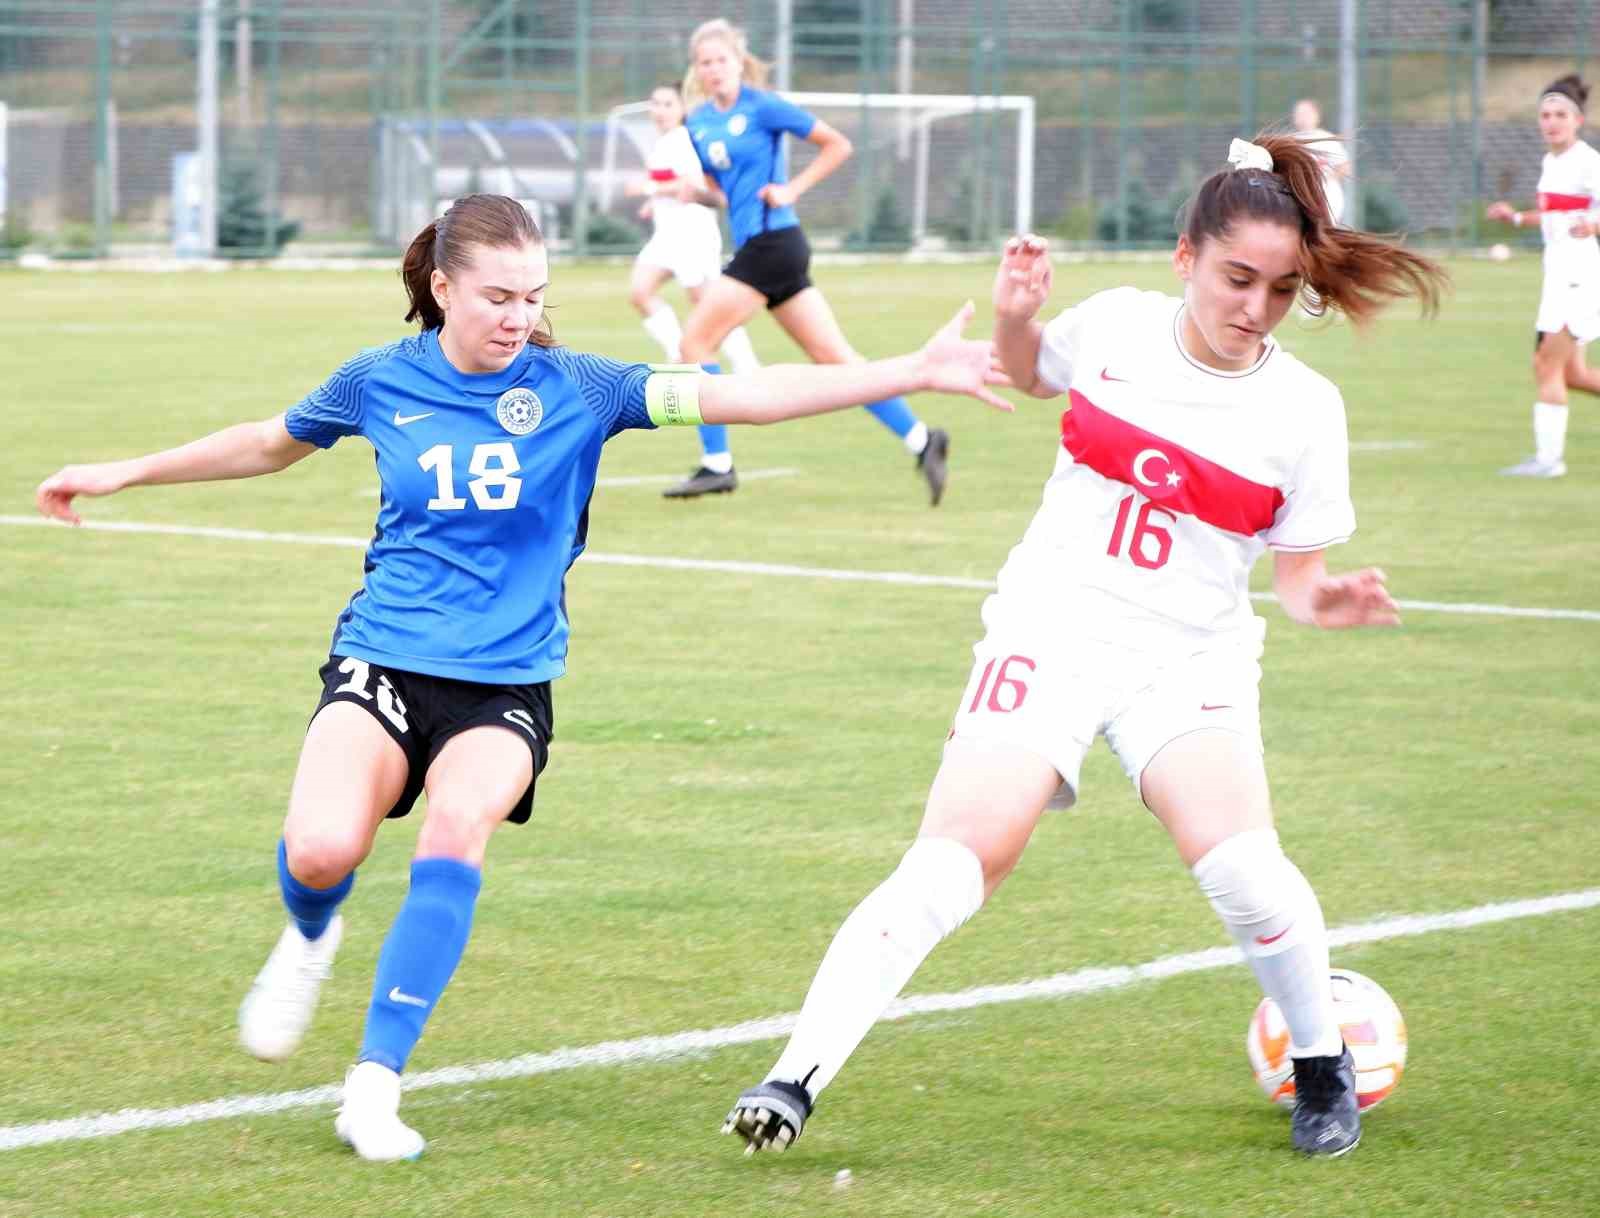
[1,0,1597,257]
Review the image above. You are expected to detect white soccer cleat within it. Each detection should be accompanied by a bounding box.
[1499,456,1567,478]
[335,1061,425,1162]
[237,916,343,1062]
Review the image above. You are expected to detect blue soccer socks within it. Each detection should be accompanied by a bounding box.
[358,857,483,1074]
[277,838,353,942]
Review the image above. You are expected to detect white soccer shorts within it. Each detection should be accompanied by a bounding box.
[1536,268,1600,343]
[945,623,1265,810]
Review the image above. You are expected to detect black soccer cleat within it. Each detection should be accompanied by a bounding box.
[722,1079,813,1155]
[917,428,950,506]
[662,465,739,499]
[1291,1045,1362,1157]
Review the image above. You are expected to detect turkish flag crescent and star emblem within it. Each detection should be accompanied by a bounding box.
[1062,389,1285,536]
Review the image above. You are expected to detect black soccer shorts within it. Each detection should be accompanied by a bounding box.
[310,654,552,823]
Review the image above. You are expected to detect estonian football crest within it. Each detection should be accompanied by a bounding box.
[727,114,748,137]
[495,387,543,435]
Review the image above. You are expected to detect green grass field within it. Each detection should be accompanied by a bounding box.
[2,256,1597,1217]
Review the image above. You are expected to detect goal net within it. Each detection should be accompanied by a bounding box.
[600,91,1035,251]
[376,92,1034,252]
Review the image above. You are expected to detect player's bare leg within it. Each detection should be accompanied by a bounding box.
[771,287,951,504]
[723,740,1056,1153]
[239,704,401,1061]
[1504,329,1574,476]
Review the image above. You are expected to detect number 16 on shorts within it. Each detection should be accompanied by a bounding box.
[965,653,1037,715]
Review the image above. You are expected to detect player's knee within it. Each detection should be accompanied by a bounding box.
[629,286,656,313]
[283,822,368,888]
[679,332,715,362]
[872,836,986,937]
[1191,828,1316,952]
[414,796,498,861]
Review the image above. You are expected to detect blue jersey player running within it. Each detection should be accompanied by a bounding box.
[661,17,952,503]
[34,194,1010,1164]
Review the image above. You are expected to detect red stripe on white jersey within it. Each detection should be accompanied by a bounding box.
[1062,390,1285,536]
[649,168,677,182]
[1538,190,1591,212]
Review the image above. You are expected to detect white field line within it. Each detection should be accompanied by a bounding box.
[6,515,1600,623]
[2,887,1596,1153]
[1347,440,1426,451]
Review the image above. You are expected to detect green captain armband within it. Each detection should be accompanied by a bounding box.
[646,364,705,426]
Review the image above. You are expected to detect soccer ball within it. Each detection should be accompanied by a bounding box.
[1245,968,1407,1111]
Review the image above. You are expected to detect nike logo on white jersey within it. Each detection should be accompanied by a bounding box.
[393,410,434,426]
[387,986,429,1008]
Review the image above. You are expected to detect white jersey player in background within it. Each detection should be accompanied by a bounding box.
[1487,73,1600,478]
[722,133,1446,1162]
[1291,98,1351,227]
[626,83,760,386]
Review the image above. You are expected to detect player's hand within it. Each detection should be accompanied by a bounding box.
[757,182,798,209]
[637,200,654,221]
[1572,216,1597,238]
[673,179,701,204]
[992,233,1053,323]
[916,301,1015,412]
[1485,201,1515,223]
[1309,567,1400,629]
[36,462,133,526]
[623,178,648,198]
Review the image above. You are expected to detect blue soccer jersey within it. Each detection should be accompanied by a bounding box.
[284,332,655,684]
[687,86,817,249]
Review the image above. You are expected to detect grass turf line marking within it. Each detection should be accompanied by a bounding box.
[6,515,1600,623]
[1,887,1596,1152]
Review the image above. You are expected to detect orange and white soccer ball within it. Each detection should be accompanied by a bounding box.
[1246,968,1407,1111]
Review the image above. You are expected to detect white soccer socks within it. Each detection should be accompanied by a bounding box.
[642,304,684,362]
[1191,829,1342,1059]
[719,325,760,375]
[238,915,344,1062]
[1534,400,1569,466]
[766,836,985,1099]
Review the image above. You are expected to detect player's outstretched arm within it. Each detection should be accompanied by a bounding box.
[991,234,1058,399]
[36,414,316,526]
[1272,549,1401,629]
[697,301,1014,426]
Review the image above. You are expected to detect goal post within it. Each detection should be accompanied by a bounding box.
[601,91,1036,249]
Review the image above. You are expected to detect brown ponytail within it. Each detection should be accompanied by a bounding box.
[400,194,556,346]
[1180,132,1447,326]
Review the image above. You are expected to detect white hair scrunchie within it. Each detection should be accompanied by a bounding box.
[1227,138,1274,173]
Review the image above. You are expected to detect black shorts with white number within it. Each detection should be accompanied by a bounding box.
[722,225,813,309]
[311,655,553,824]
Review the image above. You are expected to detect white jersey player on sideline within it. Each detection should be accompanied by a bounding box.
[1291,98,1351,227]
[1487,72,1600,477]
[721,133,1447,1165]
[626,83,760,385]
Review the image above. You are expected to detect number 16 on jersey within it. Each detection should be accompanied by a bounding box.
[1107,494,1176,570]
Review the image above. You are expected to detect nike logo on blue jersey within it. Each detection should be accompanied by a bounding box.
[393,410,434,426]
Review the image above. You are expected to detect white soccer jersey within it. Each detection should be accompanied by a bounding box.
[994,287,1356,650]
[1297,127,1349,225]
[645,125,719,236]
[1535,139,1600,276]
